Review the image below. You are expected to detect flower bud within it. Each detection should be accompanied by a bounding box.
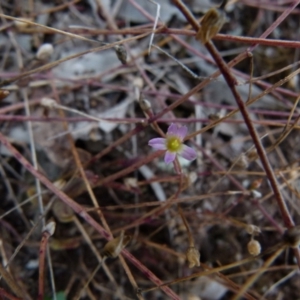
[102,231,131,259]
[246,224,261,236]
[196,8,227,44]
[41,97,57,108]
[43,221,56,236]
[186,247,200,268]
[36,43,54,61]
[114,44,127,64]
[139,95,152,112]
[247,239,261,256]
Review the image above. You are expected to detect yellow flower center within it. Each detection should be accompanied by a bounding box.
[166,136,182,152]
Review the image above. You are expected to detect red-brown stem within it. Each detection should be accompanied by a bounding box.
[216,38,294,223]
[67,27,300,48]
[0,288,22,300]
[89,124,145,164]
[0,132,179,300]
[172,0,300,267]
[37,230,51,300]
[95,150,164,186]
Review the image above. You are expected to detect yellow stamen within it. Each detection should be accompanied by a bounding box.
[166,136,182,152]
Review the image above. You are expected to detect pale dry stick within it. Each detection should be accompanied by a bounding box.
[41,99,132,125]
[77,264,102,300]
[207,132,269,194]
[0,13,105,45]
[177,206,200,268]
[193,141,285,232]
[0,114,296,127]
[246,60,300,84]
[37,222,55,300]
[0,15,31,229]
[94,150,164,187]
[152,45,200,78]
[0,240,9,275]
[261,95,300,166]
[250,115,300,163]
[50,83,112,235]
[262,269,297,298]
[278,172,300,216]
[98,191,248,212]
[4,198,55,271]
[102,0,161,100]
[22,90,45,224]
[0,263,24,299]
[0,159,30,227]
[22,91,57,299]
[142,254,261,294]
[286,93,300,126]
[147,0,160,55]
[280,172,300,200]
[7,18,57,297]
[0,32,149,87]
[111,180,191,235]
[73,216,124,300]
[19,24,300,51]
[210,113,300,194]
[0,134,180,300]
[232,247,284,300]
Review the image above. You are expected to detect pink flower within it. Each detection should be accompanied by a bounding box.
[148,123,197,164]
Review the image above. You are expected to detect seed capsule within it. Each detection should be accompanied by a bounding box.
[102,231,131,258]
[114,44,127,64]
[36,43,54,61]
[247,239,261,256]
[186,247,200,268]
[282,225,300,248]
[196,8,227,44]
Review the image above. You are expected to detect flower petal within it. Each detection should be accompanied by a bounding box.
[166,123,178,136]
[148,138,167,150]
[176,126,188,141]
[179,145,197,161]
[164,151,176,164]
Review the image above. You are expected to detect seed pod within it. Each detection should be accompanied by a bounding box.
[43,221,56,236]
[235,153,249,169]
[52,201,74,223]
[139,95,152,112]
[114,44,127,64]
[186,247,200,268]
[282,225,300,248]
[41,97,57,108]
[36,43,54,61]
[247,239,261,256]
[102,231,131,259]
[246,224,261,236]
[0,89,9,101]
[196,8,227,44]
